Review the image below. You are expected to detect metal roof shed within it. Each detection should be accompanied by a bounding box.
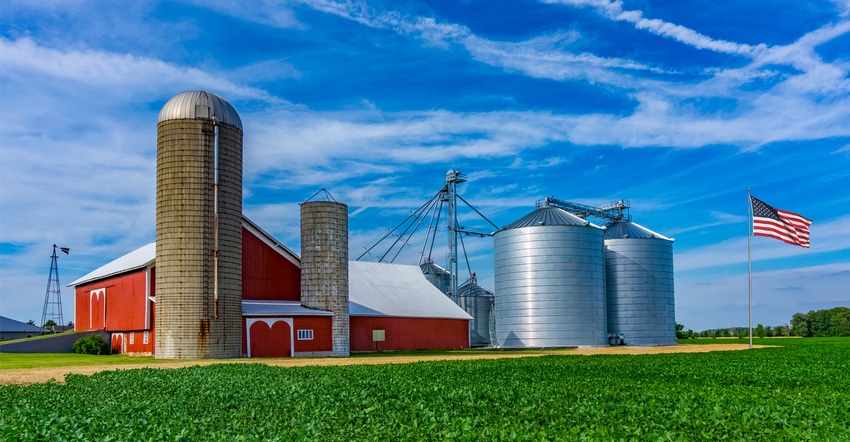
[348,261,472,351]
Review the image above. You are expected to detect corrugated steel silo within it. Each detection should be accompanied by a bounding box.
[301,201,350,356]
[457,278,494,346]
[420,259,451,296]
[494,206,608,347]
[604,221,676,345]
[155,91,243,359]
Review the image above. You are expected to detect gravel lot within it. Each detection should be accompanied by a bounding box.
[1,344,762,386]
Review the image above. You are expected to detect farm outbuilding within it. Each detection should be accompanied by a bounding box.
[349,261,472,351]
[70,217,472,357]
[0,316,43,340]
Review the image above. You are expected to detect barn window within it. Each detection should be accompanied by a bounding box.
[297,329,314,340]
[129,332,135,345]
[143,331,149,344]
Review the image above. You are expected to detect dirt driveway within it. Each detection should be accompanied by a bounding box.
[1,344,762,386]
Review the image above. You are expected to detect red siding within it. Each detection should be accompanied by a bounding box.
[75,287,106,330]
[242,228,300,301]
[106,271,148,331]
[74,270,148,332]
[241,316,332,356]
[248,320,292,357]
[293,317,333,353]
[75,288,93,331]
[124,330,155,355]
[350,317,469,351]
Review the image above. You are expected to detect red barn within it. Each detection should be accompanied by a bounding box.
[348,261,471,352]
[69,217,471,357]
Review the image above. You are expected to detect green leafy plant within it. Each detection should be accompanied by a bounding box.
[72,334,110,355]
[2,338,848,440]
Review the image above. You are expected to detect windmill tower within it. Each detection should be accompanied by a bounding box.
[41,244,69,333]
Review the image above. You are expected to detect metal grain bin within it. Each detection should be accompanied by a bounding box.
[420,259,451,297]
[155,91,243,359]
[494,206,608,347]
[457,278,494,347]
[604,221,675,345]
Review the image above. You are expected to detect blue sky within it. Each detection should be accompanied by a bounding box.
[1,0,848,332]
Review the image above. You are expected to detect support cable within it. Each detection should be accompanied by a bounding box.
[356,190,442,261]
[459,233,473,280]
[381,194,441,262]
[419,198,444,265]
[457,194,500,230]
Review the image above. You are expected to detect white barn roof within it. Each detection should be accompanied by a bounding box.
[67,242,155,287]
[349,261,472,320]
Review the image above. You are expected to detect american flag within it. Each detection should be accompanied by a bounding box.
[750,196,812,248]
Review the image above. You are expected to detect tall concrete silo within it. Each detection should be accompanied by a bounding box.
[155,91,243,359]
[604,221,676,345]
[301,201,350,356]
[494,205,608,347]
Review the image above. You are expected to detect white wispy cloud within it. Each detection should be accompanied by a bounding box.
[831,0,850,17]
[542,0,767,57]
[282,1,850,151]
[178,0,304,29]
[243,108,561,180]
[296,0,667,83]
[240,91,850,189]
[0,37,278,102]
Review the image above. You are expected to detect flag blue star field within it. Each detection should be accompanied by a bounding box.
[750,196,812,248]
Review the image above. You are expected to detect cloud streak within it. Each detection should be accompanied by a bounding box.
[297,0,668,83]
[542,0,767,57]
[0,38,278,102]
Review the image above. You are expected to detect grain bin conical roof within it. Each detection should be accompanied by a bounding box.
[604,220,672,241]
[501,205,599,230]
[458,278,494,298]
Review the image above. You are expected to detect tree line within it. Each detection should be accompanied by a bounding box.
[790,307,850,337]
[677,306,850,339]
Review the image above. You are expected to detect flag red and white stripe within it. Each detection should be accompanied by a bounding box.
[750,196,812,248]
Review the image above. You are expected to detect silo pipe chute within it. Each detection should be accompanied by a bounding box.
[212,115,220,319]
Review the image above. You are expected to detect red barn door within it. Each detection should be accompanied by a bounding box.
[248,320,292,357]
[111,333,123,354]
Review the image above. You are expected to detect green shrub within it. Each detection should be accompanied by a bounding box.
[72,334,110,355]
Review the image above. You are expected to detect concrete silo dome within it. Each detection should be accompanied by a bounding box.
[158,90,243,130]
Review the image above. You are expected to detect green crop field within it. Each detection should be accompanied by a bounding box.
[1,338,848,441]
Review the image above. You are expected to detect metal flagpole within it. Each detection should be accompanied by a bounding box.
[747,188,753,349]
